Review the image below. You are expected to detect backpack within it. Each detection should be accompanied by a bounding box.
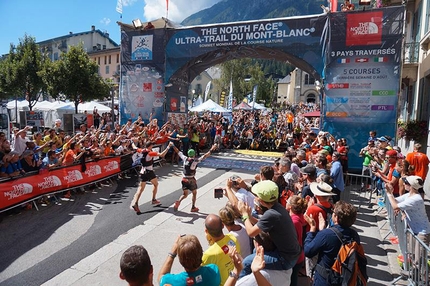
[140,149,153,167]
[315,227,368,286]
[315,203,334,228]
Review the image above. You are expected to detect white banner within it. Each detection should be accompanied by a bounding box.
[228,80,233,111]
[204,81,211,102]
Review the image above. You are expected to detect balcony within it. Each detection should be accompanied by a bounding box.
[403,42,419,64]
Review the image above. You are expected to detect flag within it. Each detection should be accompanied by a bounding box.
[374,57,388,62]
[330,0,338,12]
[204,81,211,102]
[252,85,258,110]
[228,80,233,111]
[355,58,369,63]
[337,58,350,64]
[166,0,169,11]
[116,0,123,16]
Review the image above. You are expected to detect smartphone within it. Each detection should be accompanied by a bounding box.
[214,188,223,199]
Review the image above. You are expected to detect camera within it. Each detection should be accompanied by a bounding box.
[214,188,224,199]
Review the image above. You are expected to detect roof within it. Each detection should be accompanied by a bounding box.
[87,46,120,55]
[37,28,118,47]
[117,17,182,31]
[278,75,291,84]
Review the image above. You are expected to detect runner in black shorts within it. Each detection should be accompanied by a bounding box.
[130,141,172,214]
[170,143,218,212]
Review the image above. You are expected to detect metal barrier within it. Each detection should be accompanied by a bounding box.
[343,173,375,211]
[379,189,430,285]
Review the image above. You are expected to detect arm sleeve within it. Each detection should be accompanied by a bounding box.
[304,230,325,258]
[148,151,158,156]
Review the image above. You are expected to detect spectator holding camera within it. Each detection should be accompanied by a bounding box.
[238,180,300,281]
[224,175,255,211]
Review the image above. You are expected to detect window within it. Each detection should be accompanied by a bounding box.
[104,56,107,65]
[98,57,100,65]
[54,52,58,61]
[109,55,111,64]
[304,74,315,85]
[105,66,110,75]
[116,54,119,63]
[117,65,120,72]
[196,75,202,81]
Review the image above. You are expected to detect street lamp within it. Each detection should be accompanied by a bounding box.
[111,75,119,128]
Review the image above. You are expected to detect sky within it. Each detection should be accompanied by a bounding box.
[0,0,222,55]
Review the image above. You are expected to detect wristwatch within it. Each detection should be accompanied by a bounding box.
[229,271,239,279]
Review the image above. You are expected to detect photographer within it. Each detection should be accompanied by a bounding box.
[224,175,255,211]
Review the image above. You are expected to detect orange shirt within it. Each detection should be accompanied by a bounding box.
[63,149,76,166]
[406,151,430,180]
[104,146,114,156]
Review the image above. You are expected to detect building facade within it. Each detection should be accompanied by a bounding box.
[276,68,319,105]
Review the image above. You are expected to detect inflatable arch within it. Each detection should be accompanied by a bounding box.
[118,6,404,169]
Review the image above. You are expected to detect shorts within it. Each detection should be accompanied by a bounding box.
[140,170,156,182]
[181,177,197,191]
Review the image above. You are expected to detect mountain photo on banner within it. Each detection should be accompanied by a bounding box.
[181,0,325,25]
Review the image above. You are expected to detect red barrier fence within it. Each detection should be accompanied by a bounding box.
[0,156,121,212]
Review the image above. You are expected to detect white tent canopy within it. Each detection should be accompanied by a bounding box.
[193,96,203,107]
[189,99,229,112]
[248,101,266,110]
[78,101,111,113]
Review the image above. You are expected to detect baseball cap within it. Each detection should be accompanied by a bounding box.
[377,136,389,142]
[300,164,316,176]
[188,149,196,157]
[402,176,424,190]
[386,150,398,157]
[310,182,335,196]
[251,180,279,202]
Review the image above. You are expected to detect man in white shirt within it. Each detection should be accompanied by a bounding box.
[12,126,31,156]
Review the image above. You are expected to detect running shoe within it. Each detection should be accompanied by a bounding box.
[131,203,141,214]
[152,199,161,205]
[191,206,199,212]
[173,201,180,212]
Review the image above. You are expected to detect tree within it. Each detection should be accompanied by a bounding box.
[213,58,277,106]
[0,35,49,110]
[46,45,110,113]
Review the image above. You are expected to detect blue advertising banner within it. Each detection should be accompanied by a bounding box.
[323,7,404,170]
[119,29,166,125]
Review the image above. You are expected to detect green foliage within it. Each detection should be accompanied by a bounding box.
[397,120,428,142]
[0,35,49,110]
[45,45,110,113]
[213,59,278,106]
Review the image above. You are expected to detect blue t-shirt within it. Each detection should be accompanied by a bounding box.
[160,264,220,286]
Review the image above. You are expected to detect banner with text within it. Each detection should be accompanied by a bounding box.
[323,7,404,170]
[0,156,124,211]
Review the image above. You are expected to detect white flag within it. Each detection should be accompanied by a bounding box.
[116,0,123,14]
[252,85,258,110]
[228,80,233,111]
[204,81,211,102]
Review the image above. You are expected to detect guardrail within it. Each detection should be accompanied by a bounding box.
[0,144,165,213]
[380,190,430,285]
[343,173,375,210]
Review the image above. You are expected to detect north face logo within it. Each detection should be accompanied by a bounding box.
[346,12,382,46]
